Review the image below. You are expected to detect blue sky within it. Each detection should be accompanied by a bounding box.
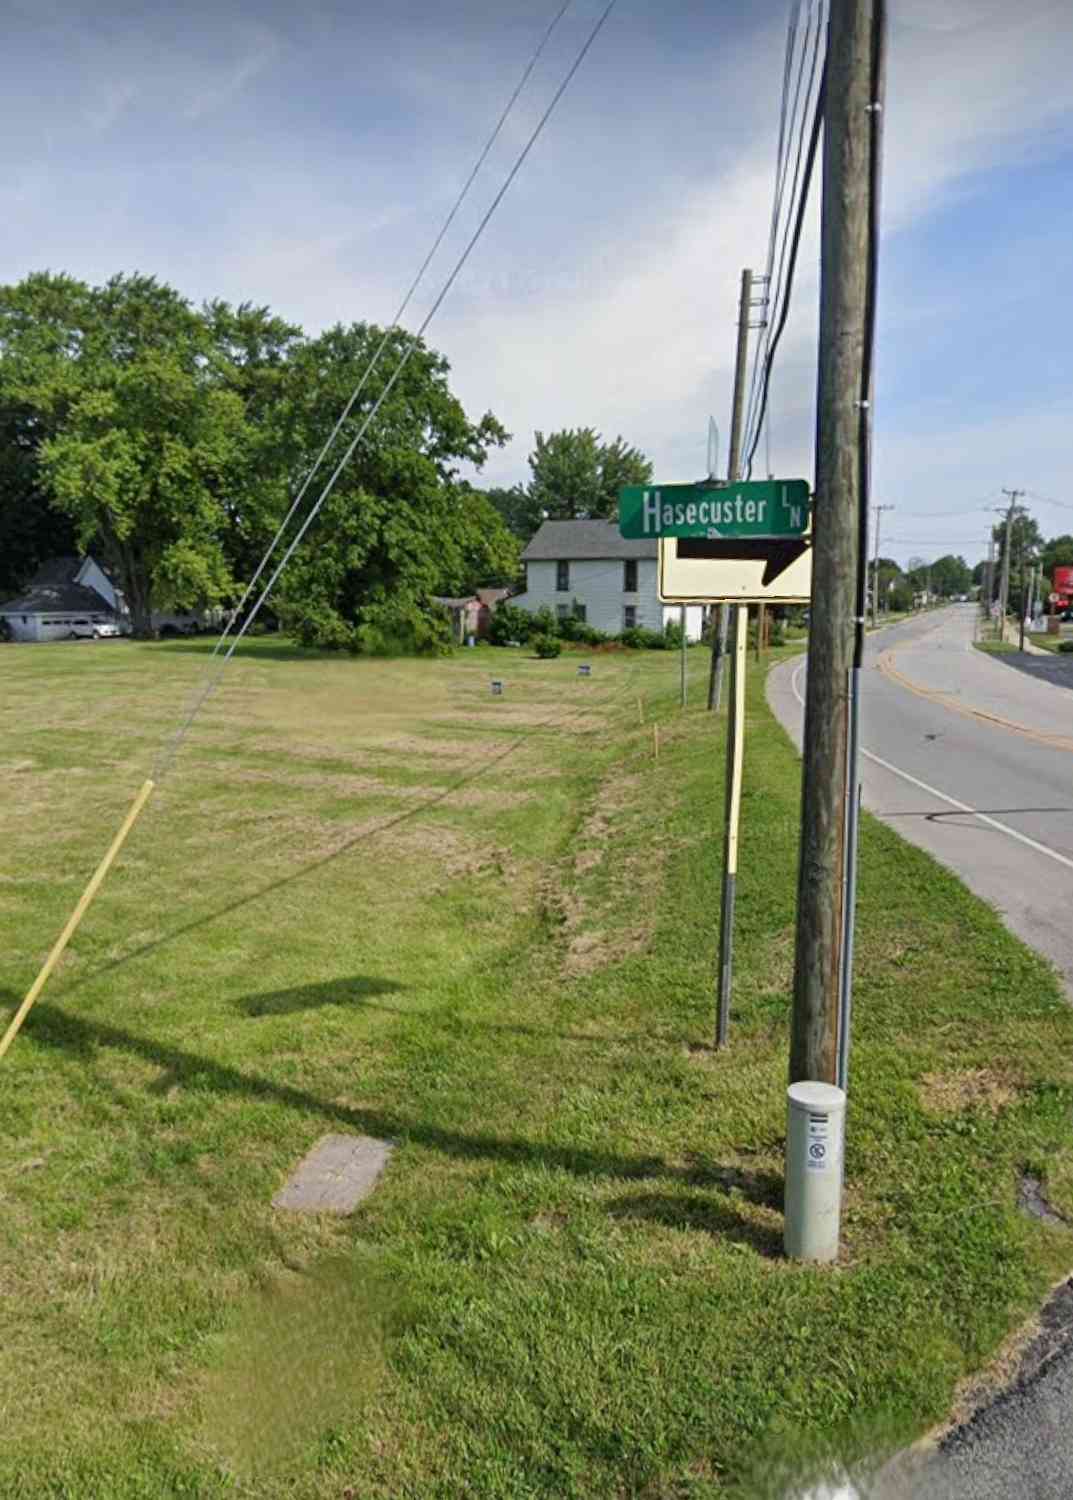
[4,0,1072,567]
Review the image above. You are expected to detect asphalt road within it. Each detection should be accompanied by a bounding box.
[995,649,1073,693]
[768,605,1073,993]
[768,607,1073,1499]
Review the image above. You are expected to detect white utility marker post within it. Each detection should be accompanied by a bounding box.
[784,1081,846,1261]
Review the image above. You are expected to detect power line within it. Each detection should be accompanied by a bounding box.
[192,0,574,680]
[742,0,808,444]
[1024,489,1073,512]
[743,2,827,470]
[152,0,620,781]
[743,51,827,479]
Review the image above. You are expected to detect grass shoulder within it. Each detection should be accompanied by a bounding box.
[2,643,1072,1497]
[973,638,1018,655]
[1028,633,1067,654]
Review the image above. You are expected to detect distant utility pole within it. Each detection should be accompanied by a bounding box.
[997,488,1024,637]
[708,268,754,711]
[985,535,994,621]
[791,0,885,1087]
[871,504,893,627]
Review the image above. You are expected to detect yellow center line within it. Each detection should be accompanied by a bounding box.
[875,645,1073,755]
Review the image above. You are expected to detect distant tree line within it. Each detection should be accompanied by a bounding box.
[484,427,652,542]
[0,271,521,651]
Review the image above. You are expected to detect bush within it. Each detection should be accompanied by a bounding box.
[557,613,589,643]
[663,619,684,649]
[1058,640,1073,653]
[531,605,559,639]
[619,626,667,650]
[487,603,534,646]
[532,634,562,658]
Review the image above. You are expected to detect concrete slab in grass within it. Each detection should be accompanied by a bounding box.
[273,1133,395,1214]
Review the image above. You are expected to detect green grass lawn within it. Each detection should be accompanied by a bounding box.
[2,636,1072,1498]
[1028,633,1067,654]
[973,638,1018,654]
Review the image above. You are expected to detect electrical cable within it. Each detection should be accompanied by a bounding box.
[742,2,824,466]
[744,2,825,467]
[176,0,575,693]
[743,55,827,480]
[854,0,885,670]
[152,0,620,782]
[742,0,805,440]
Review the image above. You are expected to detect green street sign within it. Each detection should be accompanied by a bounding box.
[618,479,810,540]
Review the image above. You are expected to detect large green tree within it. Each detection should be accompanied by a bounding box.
[271,323,514,652]
[0,273,276,635]
[0,273,515,649]
[1041,534,1073,579]
[928,554,972,597]
[526,427,652,521]
[485,483,543,542]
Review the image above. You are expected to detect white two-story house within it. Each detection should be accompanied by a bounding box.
[514,520,705,640]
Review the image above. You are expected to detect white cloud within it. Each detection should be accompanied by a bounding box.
[83,79,138,133]
[2,0,1071,563]
[183,23,281,121]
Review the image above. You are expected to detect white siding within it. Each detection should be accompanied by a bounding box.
[514,558,705,640]
[77,557,120,610]
[661,604,706,642]
[514,557,662,636]
[0,611,42,641]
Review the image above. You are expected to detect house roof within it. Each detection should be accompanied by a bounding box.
[29,556,82,587]
[0,581,115,616]
[521,520,657,562]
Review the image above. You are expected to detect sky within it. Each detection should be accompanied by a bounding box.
[4,0,1073,568]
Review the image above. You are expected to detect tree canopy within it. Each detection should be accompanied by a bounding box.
[0,270,516,648]
[527,428,651,523]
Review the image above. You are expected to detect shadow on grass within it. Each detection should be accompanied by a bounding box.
[608,1188,783,1258]
[8,993,781,1226]
[46,732,527,1005]
[236,977,694,1049]
[237,976,406,1017]
[155,638,335,663]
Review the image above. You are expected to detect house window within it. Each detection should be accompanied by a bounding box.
[556,560,569,592]
[623,559,638,593]
[573,603,587,623]
[556,604,570,622]
[623,605,638,629]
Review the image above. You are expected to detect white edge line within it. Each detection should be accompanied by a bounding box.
[787,659,1073,875]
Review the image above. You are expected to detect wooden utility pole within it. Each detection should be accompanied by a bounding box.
[708,269,754,711]
[985,534,994,632]
[790,0,882,1085]
[998,489,1023,635]
[871,504,893,627]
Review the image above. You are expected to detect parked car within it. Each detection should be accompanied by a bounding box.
[53,617,121,640]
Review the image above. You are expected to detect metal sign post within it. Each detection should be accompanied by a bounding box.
[620,477,813,1049]
[716,606,747,1047]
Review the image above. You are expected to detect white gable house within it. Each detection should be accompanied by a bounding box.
[514,520,705,640]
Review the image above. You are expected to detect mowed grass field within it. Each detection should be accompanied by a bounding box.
[2,634,1073,1498]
